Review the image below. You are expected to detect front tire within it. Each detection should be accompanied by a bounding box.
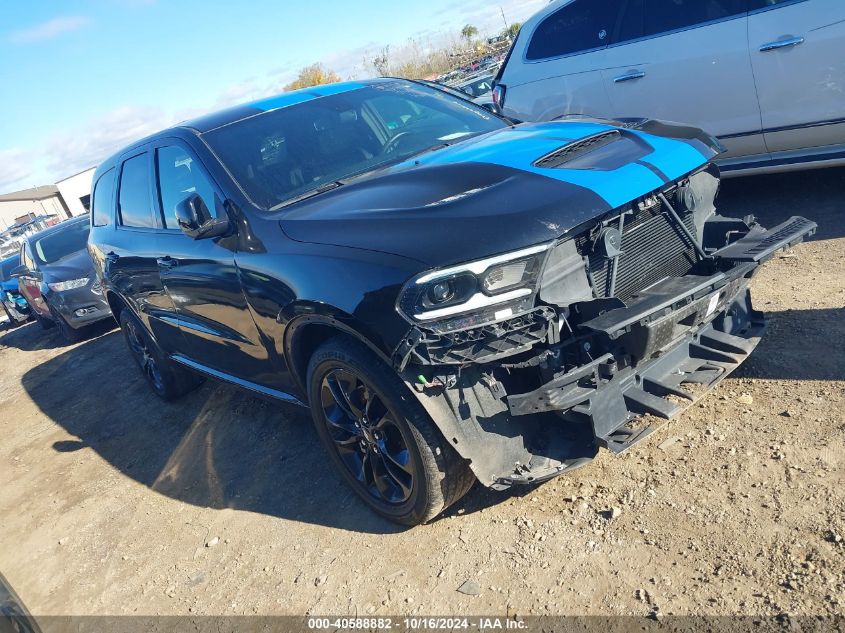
[50,307,81,344]
[35,312,54,330]
[307,336,475,525]
[119,310,202,400]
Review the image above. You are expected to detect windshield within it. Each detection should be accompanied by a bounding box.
[203,81,506,209]
[1,255,19,281]
[33,221,89,265]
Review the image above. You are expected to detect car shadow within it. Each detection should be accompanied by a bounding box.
[733,307,845,382]
[19,326,404,534]
[718,166,845,243]
[0,319,115,352]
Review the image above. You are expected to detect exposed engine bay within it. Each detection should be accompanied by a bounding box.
[394,164,817,488]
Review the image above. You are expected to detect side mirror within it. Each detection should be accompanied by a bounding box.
[10,265,28,278]
[175,193,230,240]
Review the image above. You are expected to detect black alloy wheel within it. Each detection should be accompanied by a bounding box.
[320,368,414,504]
[307,336,475,525]
[118,309,202,400]
[123,314,165,394]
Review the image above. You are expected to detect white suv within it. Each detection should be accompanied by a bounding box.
[494,0,845,176]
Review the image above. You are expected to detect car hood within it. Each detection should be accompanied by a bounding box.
[278,120,717,267]
[40,249,94,283]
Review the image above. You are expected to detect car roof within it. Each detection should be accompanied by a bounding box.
[23,215,88,244]
[97,78,397,172]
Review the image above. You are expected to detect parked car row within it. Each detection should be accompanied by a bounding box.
[4,215,112,341]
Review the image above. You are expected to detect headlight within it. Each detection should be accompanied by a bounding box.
[398,244,550,327]
[48,277,89,292]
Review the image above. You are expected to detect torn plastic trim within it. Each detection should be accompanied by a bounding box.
[402,365,598,489]
[506,283,766,454]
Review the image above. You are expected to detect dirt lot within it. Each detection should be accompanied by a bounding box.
[1,168,843,619]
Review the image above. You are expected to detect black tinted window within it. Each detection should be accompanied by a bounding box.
[618,0,746,41]
[118,153,155,228]
[526,0,621,60]
[33,220,89,264]
[92,168,115,227]
[156,146,218,229]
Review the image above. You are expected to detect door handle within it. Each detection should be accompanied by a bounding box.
[156,256,178,270]
[759,36,804,52]
[614,70,646,83]
[105,251,119,264]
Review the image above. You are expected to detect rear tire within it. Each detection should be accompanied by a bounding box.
[306,335,475,525]
[119,310,202,400]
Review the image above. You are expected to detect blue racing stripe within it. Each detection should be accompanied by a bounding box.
[250,81,367,112]
[402,122,680,208]
[309,82,366,96]
[632,130,708,182]
[251,91,317,112]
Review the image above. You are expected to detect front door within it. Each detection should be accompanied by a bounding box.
[601,0,766,161]
[151,140,280,390]
[747,0,845,155]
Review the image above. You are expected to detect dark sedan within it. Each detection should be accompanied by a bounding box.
[13,216,111,342]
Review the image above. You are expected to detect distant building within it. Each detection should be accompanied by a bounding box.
[0,185,71,230]
[56,167,97,217]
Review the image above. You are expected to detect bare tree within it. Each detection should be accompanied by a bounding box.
[284,63,342,91]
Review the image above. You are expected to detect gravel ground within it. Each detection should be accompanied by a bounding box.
[0,167,843,618]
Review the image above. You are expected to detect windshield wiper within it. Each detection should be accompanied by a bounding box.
[270,181,344,211]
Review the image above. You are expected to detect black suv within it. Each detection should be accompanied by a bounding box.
[89,79,815,525]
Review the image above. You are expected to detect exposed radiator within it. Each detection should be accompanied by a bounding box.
[576,198,698,303]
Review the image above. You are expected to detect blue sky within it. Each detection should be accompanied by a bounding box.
[0,0,546,193]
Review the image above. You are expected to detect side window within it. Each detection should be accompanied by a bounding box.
[526,0,622,60]
[627,0,746,40]
[91,168,116,227]
[117,153,155,228]
[155,145,218,229]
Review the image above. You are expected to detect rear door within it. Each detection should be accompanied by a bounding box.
[747,0,845,155]
[500,0,623,121]
[151,139,281,389]
[601,0,766,161]
[107,146,184,350]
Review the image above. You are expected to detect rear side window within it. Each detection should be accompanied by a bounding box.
[156,145,218,229]
[118,153,155,228]
[91,168,116,227]
[526,0,622,60]
[616,0,746,43]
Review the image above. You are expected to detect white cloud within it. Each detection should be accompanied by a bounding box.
[9,16,91,44]
[0,149,35,192]
[46,106,174,179]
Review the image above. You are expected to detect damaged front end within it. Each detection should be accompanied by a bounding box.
[393,165,817,489]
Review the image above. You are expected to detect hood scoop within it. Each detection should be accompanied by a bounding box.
[533,130,652,172]
[534,131,622,168]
